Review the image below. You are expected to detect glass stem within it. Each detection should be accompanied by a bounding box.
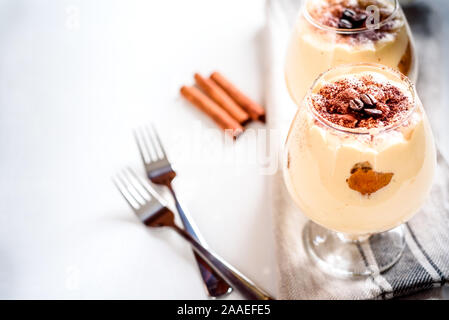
[337,232,372,243]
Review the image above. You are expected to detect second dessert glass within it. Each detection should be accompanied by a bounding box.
[285,0,417,106]
[283,64,435,276]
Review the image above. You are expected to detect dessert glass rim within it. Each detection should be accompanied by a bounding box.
[305,63,417,136]
[303,0,399,35]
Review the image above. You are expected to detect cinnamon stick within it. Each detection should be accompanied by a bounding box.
[194,73,250,126]
[210,72,266,122]
[180,86,243,139]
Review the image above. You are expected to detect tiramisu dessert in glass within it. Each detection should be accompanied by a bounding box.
[285,0,417,105]
[283,64,435,276]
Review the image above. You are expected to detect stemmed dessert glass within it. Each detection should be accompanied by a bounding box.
[285,0,417,106]
[283,64,435,276]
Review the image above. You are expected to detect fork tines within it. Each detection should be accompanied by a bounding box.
[112,167,166,215]
[134,125,168,165]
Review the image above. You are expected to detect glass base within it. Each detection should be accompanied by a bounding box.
[303,221,405,277]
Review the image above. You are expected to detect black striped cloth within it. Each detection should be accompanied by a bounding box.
[267,0,449,299]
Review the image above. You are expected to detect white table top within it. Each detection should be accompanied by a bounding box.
[0,0,276,299]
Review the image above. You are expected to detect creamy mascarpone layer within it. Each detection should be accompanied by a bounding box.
[284,72,435,235]
[285,0,414,106]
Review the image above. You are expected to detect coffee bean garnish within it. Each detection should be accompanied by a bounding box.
[339,8,368,29]
[349,98,364,111]
[360,94,375,106]
[338,18,353,29]
[353,13,367,23]
[351,14,367,28]
[367,93,377,104]
[354,98,364,108]
[348,94,384,118]
[342,9,356,20]
[364,108,383,117]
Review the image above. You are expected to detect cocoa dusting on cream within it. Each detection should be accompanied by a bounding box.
[346,161,393,195]
[310,73,412,129]
[307,0,401,43]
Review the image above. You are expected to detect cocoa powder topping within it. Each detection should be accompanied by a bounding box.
[310,73,413,129]
[307,0,401,43]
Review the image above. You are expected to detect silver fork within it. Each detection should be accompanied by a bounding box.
[134,125,232,298]
[113,168,274,300]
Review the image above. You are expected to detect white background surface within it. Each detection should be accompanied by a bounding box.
[0,0,276,299]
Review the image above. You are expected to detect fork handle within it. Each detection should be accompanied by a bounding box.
[167,186,207,243]
[172,225,274,300]
[167,185,233,297]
